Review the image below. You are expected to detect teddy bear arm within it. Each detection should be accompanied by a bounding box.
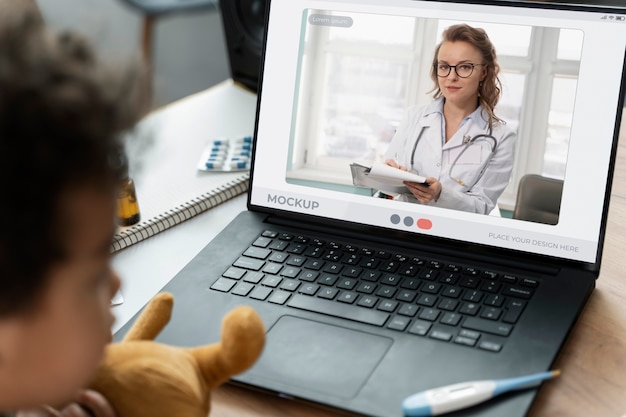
[123,292,174,341]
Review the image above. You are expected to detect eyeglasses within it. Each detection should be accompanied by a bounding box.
[434,63,484,78]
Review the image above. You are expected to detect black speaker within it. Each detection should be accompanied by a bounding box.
[219,0,267,93]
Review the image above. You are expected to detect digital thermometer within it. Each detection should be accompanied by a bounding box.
[402,370,560,416]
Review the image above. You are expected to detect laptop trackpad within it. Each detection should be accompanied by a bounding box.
[245,315,393,399]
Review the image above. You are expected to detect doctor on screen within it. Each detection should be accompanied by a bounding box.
[384,24,516,214]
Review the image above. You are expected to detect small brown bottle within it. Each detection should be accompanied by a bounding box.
[116,154,141,226]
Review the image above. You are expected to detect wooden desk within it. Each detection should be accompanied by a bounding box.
[113,81,626,416]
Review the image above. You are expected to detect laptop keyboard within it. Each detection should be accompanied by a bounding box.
[210,230,539,353]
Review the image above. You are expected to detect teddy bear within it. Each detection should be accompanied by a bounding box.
[89,292,266,417]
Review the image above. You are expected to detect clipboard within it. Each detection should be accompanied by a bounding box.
[350,162,427,194]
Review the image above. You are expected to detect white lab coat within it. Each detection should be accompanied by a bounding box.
[384,98,516,214]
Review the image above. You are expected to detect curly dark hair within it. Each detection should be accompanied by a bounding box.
[0,11,149,316]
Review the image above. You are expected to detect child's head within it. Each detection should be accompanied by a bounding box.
[0,9,147,410]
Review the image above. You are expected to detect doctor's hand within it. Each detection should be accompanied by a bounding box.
[384,158,409,172]
[404,177,442,204]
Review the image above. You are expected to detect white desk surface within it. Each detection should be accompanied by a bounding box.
[112,80,254,333]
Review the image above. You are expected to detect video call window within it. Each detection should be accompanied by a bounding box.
[286,10,582,216]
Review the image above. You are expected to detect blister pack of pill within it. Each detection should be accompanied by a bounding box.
[197,136,253,172]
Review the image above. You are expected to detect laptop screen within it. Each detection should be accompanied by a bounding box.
[250,0,626,265]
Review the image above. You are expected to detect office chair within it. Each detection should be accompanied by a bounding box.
[117,0,217,63]
[513,174,564,225]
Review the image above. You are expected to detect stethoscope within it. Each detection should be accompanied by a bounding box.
[409,125,497,187]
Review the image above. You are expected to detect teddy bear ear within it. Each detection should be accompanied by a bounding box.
[189,305,266,389]
[123,292,174,342]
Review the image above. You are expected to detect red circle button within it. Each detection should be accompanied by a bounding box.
[416,218,432,230]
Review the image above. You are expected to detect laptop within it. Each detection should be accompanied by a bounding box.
[116,0,626,416]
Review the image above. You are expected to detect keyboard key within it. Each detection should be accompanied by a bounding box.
[439,273,459,285]
[438,298,459,311]
[318,287,339,300]
[501,274,518,284]
[502,286,534,299]
[396,290,417,303]
[304,259,324,270]
[357,295,378,308]
[442,286,461,298]
[481,280,501,293]
[323,263,343,274]
[408,320,432,336]
[376,286,397,298]
[268,252,288,263]
[299,270,319,282]
[243,271,264,284]
[520,278,539,288]
[253,236,272,247]
[503,299,526,324]
[400,277,420,290]
[380,260,400,273]
[387,316,411,332]
[459,302,480,316]
[478,341,502,352]
[462,318,512,337]
[243,246,271,259]
[419,308,440,322]
[440,312,462,326]
[480,307,502,321]
[422,282,441,294]
[318,274,338,286]
[377,300,398,312]
[416,294,437,307]
[250,286,272,301]
[288,295,389,326]
[234,256,265,271]
[459,276,479,289]
[419,269,439,280]
[356,282,377,294]
[398,265,419,277]
[262,263,283,275]
[454,336,477,347]
[458,329,481,339]
[362,271,381,282]
[462,290,483,302]
[299,283,319,296]
[280,279,300,292]
[211,277,237,292]
[269,240,289,251]
[381,274,401,286]
[261,230,278,238]
[484,294,505,307]
[286,255,306,266]
[281,266,300,278]
[430,330,453,342]
[482,270,499,280]
[269,290,291,305]
[287,244,306,255]
[261,275,282,288]
[398,303,419,317]
[222,267,246,280]
[342,267,362,278]
[337,291,358,304]
[337,278,358,290]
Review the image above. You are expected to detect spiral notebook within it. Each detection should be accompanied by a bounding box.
[111,172,249,253]
[109,80,257,253]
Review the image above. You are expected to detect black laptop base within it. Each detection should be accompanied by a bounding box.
[114,210,595,417]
